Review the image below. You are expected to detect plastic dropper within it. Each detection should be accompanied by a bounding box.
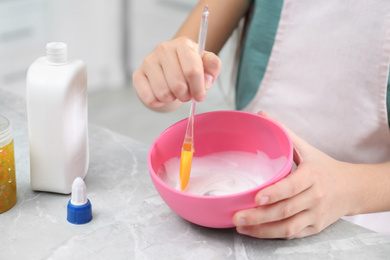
[179,5,209,190]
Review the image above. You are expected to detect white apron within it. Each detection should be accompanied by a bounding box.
[244,0,390,235]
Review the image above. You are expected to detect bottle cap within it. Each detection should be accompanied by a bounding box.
[46,42,68,64]
[67,177,92,224]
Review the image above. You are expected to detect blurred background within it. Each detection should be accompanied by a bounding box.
[0,0,237,145]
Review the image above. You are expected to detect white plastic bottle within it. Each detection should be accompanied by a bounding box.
[26,42,89,194]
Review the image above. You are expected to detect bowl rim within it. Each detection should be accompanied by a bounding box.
[148,110,293,199]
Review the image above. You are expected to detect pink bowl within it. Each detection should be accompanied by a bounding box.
[148,110,293,228]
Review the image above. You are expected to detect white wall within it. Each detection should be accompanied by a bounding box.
[0,0,45,97]
[0,0,236,109]
[0,0,125,97]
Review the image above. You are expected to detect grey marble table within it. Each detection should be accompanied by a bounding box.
[1,88,390,260]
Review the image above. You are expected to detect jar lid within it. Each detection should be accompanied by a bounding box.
[0,115,12,147]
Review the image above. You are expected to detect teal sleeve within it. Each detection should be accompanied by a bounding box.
[387,81,390,126]
[235,0,284,110]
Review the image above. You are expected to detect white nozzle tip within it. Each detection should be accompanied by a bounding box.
[70,177,88,206]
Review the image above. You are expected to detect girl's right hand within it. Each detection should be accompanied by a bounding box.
[132,37,222,111]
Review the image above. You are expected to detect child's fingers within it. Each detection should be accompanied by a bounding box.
[160,46,192,102]
[143,59,176,104]
[133,37,220,108]
[233,187,314,227]
[132,69,165,108]
[235,210,315,239]
[254,165,313,207]
[176,40,206,102]
[202,51,221,90]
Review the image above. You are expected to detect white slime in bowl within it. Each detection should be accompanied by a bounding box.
[157,151,287,196]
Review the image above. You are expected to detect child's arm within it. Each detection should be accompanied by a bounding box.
[133,0,250,112]
[175,0,250,54]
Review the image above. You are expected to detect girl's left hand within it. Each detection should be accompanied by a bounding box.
[232,111,352,239]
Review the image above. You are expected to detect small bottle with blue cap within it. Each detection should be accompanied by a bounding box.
[67,177,92,224]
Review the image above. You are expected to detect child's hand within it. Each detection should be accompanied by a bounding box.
[233,111,352,239]
[132,37,221,111]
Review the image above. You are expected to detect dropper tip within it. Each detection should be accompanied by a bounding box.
[204,5,209,14]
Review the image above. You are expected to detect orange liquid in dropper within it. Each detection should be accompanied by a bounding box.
[180,137,194,190]
[180,149,193,190]
[182,140,193,152]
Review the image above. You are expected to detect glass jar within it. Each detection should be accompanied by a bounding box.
[0,115,17,213]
